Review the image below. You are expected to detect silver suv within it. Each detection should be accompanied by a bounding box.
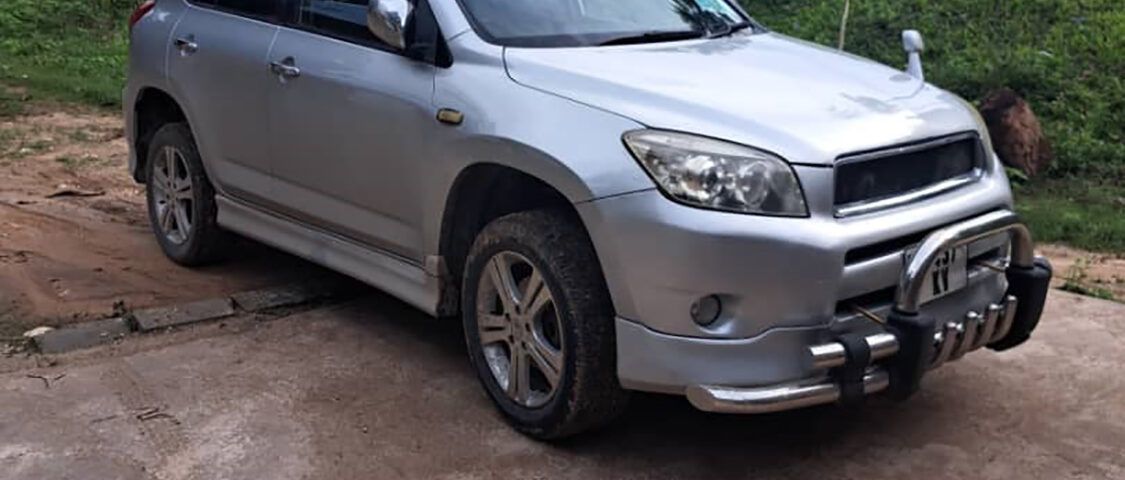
[125,0,1052,439]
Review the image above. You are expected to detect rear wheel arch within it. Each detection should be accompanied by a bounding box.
[133,87,189,183]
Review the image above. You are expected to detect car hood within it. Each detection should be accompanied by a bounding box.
[504,32,981,165]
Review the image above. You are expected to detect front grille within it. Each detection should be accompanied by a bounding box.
[834,133,983,214]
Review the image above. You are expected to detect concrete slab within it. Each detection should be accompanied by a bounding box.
[132,298,235,332]
[230,283,329,312]
[1,291,1123,479]
[33,317,132,354]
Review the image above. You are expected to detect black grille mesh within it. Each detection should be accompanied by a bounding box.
[835,136,981,207]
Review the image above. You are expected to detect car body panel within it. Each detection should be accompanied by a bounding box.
[165,3,279,205]
[264,26,438,261]
[577,164,1012,339]
[505,32,982,165]
[123,0,187,179]
[422,32,656,256]
[215,194,440,314]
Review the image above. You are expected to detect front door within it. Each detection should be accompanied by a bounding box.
[166,0,280,204]
[265,0,437,261]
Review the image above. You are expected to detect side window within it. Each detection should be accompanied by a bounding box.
[295,0,382,46]
[193,0,278,20]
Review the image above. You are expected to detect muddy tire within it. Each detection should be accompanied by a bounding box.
[144,123,227,266]
[462,209,629,440]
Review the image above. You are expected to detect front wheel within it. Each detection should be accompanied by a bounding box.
[462,210,629,440]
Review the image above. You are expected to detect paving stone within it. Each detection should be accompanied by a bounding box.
[34,318,132,354]
[132,298,236,331]
[231,284,328,312]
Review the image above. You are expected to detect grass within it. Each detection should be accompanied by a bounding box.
[0,0,131,107]
[1014,180,1125,252]
[0,0,1122,251]
[0,86,25,118]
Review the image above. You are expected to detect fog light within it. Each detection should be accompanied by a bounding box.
[691,295,722,326]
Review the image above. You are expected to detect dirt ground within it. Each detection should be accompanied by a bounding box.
[0,290,1122,480]
[0,106,330,337]
[1040,244,1125,300]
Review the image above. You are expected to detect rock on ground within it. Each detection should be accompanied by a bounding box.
[979,88,1053,177]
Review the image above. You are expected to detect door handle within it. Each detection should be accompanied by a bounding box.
[269,59,302,79]
[173,36,198,54]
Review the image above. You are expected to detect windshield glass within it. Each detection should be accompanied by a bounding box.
[457,0,750,47]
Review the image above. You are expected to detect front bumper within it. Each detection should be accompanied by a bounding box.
[682,210,1052,413]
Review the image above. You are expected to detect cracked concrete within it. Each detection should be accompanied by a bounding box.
[0,290,1122,479]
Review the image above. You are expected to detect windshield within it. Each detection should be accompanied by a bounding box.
[457,0,751,47]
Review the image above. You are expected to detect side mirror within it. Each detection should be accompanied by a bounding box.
[902,30,925,81]
[367,0,414,50]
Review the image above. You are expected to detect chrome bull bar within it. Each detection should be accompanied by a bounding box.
[895,210,1034,314]
[687,210,1051,415]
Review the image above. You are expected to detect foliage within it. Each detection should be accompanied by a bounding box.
[0,86,25,118]
[0,0,134,106]
[1015,179,1125,253]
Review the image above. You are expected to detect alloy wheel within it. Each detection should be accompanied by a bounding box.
[150,146,194,245]
[476,251,565,408]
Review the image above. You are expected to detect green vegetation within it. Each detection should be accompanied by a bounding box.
[0,86,25,117]
[0,0,132,107]
[0,0,1121,250]
[1015,180,1125,252]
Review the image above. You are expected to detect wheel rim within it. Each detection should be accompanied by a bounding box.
[476,251,565,408]
[150,146,194,245]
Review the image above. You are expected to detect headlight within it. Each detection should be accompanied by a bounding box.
[623,130,808,216]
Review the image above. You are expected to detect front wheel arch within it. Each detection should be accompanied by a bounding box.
[437,163,603,318]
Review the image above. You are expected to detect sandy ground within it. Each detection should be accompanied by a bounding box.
[0,290,1122,479]
[0,106,330,337]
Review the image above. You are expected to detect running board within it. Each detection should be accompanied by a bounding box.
[215,195,440,316]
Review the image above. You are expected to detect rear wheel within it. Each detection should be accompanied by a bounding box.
[462,210,629,440]
[144,123,227,266]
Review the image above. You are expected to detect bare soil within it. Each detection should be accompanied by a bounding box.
[0,106,1122,337]
[1039,244,1125,300]
[0,105,329,337]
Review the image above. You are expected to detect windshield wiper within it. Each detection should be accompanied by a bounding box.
[709,21,754,39]
[703,19,733,38]
[598,30,705,46]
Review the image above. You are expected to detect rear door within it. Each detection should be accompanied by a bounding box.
[263,0,439,261]
[166,0,280,204]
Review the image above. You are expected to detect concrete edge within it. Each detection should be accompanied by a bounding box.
[26,282,343,355]
[34,318,132,355]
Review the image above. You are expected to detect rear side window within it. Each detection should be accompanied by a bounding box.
[293,0,381,47]
[192,0,278,20]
